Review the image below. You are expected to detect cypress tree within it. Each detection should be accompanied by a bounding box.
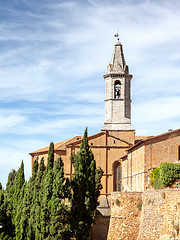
[1,163,25,240]
[14,160,38,240]
[14,182,27,240]
[26,160,39,240]
[10,162,25,238]
[40,143,54,239]
[6,169,16,187]
[46,142,54,172]
[70,128,103,240]
[0,186,12,240]
[34,157,45,240]
[49,157,71,239]
[12,161,25,222]
[2,170,16,239]
[14,159,38,240]
[13,161,25,200]
[0,131,103,240]
[5,169,16,217]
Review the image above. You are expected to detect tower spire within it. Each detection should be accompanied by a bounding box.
[107,35,128,74]
[102,39,133,131]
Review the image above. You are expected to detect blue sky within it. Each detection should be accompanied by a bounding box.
[0,0,180,187]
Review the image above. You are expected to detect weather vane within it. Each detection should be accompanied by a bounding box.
[114,28,120,41]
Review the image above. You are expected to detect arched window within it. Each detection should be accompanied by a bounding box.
[114,81,121,99]
[113,161,121,191]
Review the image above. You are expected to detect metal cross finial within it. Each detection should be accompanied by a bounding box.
[114,29,120,41]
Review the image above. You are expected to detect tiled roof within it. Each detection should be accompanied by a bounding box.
[30,136,82,154]
[135,136,150,141]
[128,128,180,151]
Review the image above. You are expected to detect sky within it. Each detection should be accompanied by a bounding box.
[0,0,180,187]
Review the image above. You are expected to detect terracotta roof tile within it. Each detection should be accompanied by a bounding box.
[135,136,149,141]
[128,128,180,152]
[30,136,82,154]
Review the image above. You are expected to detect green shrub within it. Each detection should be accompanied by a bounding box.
[153,172,164,190]
[160,162,180,187]
[150,163,180,189]
[150,168,160,186]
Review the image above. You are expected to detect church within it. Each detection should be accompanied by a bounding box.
[30,37,180,227]
[30,38,137,197]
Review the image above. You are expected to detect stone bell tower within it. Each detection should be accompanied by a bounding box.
[102,38,133,131]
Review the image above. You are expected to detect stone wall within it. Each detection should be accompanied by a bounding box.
[107,192,142,240]
[108,190,180,240]
[138,189,180,240]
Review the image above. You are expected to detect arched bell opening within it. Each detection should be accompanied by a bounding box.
[114,80,121,99]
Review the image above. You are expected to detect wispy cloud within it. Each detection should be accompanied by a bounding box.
[0,0,180,186]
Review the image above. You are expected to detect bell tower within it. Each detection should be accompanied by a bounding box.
[102,37,133,131]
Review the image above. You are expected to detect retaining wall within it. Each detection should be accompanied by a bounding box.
[107,190,180,240]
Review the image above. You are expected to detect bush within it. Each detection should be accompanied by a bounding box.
[160,162,180,187]
[150,163,180,189]
[150,168,160,186]
[153,173,164,190]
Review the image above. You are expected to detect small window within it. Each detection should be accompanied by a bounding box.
[113,162,121,191]
[178,146,180,161]
[114,81,121,99]
[91,143,93,146]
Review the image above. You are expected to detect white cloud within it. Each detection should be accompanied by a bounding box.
[0,114,27,133]
[132,96,180,135]
[133,97,180,122]
[0,0,180,186]
[0,138,49,187]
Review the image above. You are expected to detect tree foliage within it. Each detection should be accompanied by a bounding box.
[0,129,103,240]
[0,163,25,240]
[149,168,160,186]
[150,162,180,189]
[160,162,180,187]
[70,128,103,240]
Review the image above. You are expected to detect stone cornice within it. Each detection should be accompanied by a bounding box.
[103,73,133,79]
[104,98,132,102]
[104,98,124,101]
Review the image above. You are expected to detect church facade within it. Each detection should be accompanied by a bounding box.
[30,39,180,198]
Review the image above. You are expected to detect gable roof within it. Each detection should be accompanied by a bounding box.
[65,131,105,147]
[30,129,139,156]
[29,136,82,155]
[127,128,180,152]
